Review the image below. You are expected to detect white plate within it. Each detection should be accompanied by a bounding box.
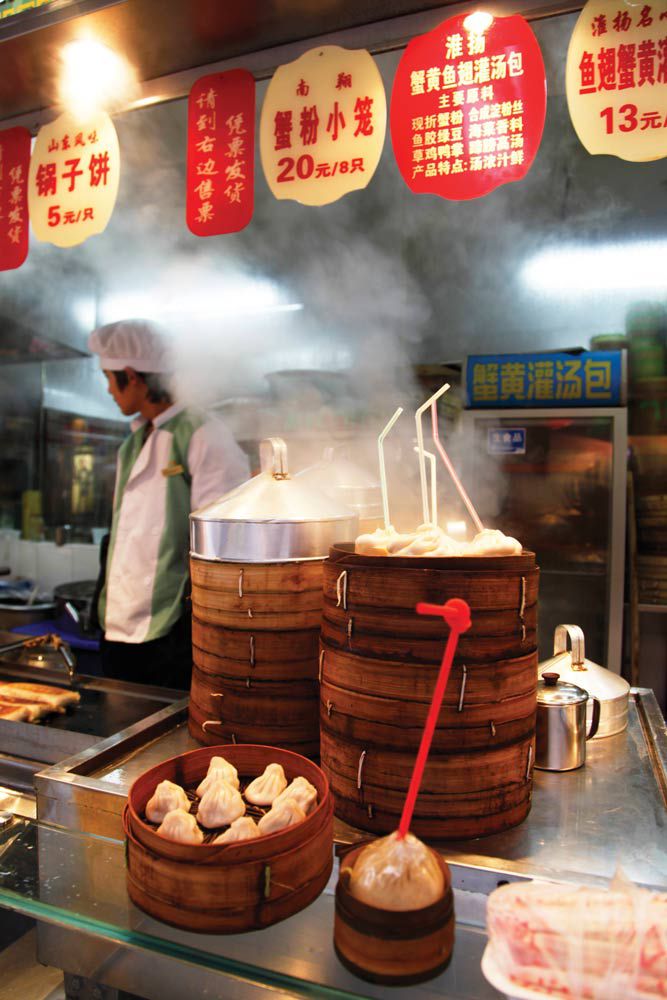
[481,944,558,1000]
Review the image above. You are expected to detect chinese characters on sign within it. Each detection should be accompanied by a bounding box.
[566,0,667,160]
[0,127,30,271]
[260,45,386,206]
[488,427,526,454]
[28,111,120,248]
[466,352,624,408]
[186,70,255,237]
[390,13,547,199]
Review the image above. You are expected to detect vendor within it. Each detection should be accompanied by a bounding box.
[89,319,249,689]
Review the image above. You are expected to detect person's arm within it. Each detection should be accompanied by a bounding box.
[187,419,250,511]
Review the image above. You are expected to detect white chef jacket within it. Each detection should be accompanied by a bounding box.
[100,404,249,643]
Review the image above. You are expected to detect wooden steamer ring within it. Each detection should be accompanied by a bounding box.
[334,843,454,985]
[189,557,324,756]
[125,744,333,933]
[320,545,539,840]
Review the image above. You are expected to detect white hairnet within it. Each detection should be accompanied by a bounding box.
[88,319,173,373]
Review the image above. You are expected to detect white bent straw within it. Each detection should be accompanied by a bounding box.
[431,400,484,534]
[413,446,438,526]
[378,407,403,531]
[415,384,449,526]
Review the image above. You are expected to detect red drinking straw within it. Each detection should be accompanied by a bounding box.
[396,597,472,840]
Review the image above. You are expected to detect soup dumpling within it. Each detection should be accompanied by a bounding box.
[145,780,190,823]
[197,769,239,799]
[157,808,204,845]
[206,756,239,788]
[197,781,246,829]
[244,763,287,806]
[257,796,306,835]
[346,831,444,911]
[213,816,260,844]
[273,776,318,815]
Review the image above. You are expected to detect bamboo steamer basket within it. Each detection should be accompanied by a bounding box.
[334,843,454,985]
[320,544,538,840]
[124,744,333,933]
[188,439,358,755]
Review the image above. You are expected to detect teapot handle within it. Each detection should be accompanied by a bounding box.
[554,624,585,669]
[587,697,601,740]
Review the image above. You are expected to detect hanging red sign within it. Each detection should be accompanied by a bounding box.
[566,0,667,162]
[260,45,386,206]
[186,69,255,236]
[0,127,30,271]
[390,12,547,200]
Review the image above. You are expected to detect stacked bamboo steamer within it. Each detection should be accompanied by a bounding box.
[320,544,539,840]
[189,439,358,758]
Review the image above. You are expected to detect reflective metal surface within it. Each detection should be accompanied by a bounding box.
[539,623,630,738]
[190,438,358,562]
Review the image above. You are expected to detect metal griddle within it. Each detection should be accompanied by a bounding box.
[0,633,185,799]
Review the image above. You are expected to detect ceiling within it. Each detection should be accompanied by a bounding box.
[0,0,577,124]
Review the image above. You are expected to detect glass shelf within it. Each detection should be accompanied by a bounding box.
[0,818,501,1000]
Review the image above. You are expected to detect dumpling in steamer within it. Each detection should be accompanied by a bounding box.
[197,782,245,829]
[157,808,204,845]
[196,768,239,799]
[346,831,444,911]
[213,816,260,844]
[244,763,287,805]
[145,779,190,823]
[273,776,318,815]
[257,796,306,835]
[206,756,239,788]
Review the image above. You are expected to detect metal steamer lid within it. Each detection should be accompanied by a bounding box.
[190,437,359,563]
[537,672,589,707]
[538,624,631,702]
[295,447,381,517]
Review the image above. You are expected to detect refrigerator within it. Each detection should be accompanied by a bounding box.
[460,407,627,673]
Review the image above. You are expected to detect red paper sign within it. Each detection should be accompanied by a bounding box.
[566,0,667,162]
[0,127,30,271]
[390,13,547,200]
[186,69,255,236]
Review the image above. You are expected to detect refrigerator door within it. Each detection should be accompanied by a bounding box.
[461,408,627,673]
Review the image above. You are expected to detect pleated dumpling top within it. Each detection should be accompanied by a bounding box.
[257,797,306,835]
[213,816,260,844]
[157,808,204,845]
[145,780,190,823]
[244,763,288,806]
[273,776,318,815]
[197,781,246,829]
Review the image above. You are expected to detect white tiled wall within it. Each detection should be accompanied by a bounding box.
[0,534,101,594]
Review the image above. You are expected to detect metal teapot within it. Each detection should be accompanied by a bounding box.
[535,672,601,772]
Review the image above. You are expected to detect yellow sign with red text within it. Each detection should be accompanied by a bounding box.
[28,110,120,247]
[260,45,386,206]
[566,0,667,161]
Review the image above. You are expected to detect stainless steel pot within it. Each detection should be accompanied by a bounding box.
[535,672,601,772]
[190,438,359,563]
[538,624,630,738]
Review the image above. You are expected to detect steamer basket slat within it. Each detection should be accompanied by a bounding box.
[320,544,539,840]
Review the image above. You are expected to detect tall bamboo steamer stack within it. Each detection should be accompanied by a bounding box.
[188,439,358,757]
[320,543,539,840]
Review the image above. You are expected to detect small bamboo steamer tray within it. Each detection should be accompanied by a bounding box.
[334,843,454,985]
[124,744,333,933]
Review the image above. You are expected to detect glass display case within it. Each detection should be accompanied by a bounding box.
[461,408,627,673]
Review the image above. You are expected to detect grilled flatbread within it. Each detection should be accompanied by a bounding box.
[0,683,80,711]
[0,703,30,721]
[0,698,53,721]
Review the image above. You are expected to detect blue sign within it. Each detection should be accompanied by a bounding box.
[488,427,526,455]
[466,351,625,409]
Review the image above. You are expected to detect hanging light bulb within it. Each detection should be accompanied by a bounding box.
[59,39,137,121]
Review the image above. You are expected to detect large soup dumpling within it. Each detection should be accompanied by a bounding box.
[257,796,306,835]
[207,756,239,788]
[157,808,204,845]
[274,776,318,815]
[244,763,287,806]
[145,779,190,823]
[197,767,239,799]
[346,831,444,911]
[197,781,245,829]
[213,816,260,844]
